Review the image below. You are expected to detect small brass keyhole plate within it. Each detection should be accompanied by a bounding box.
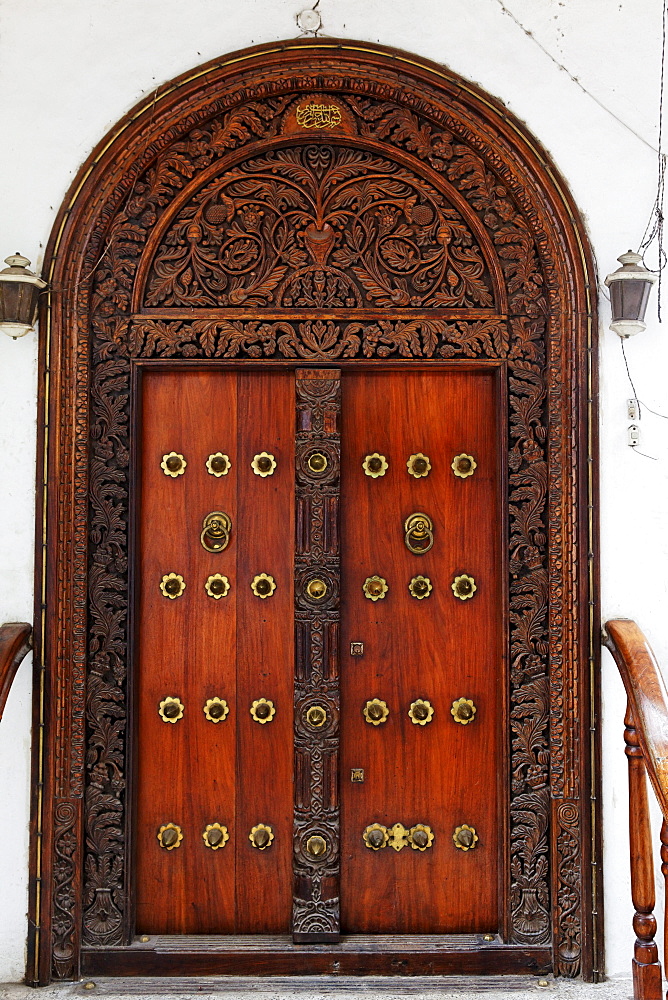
[200,511,232,553]
[206,452,231,477]
[363,823,389,850]
[409,575,432,600]
[203,697,229,723]
[205,574,230,599]
[249,823,274,849]
[363,575,388,601]
[161,452,186,477]
[363,453,388,478]
[306,704,328,728]
[159,696,184,723]
[408,698,434,725]
[251,452,277,477]
[404,513,434,555]
[306,578,328,600]
[306,835,327,857]
[407,453,431,478]
[351,768,365,782]
[363,698,389,725]
[203,823,229,850]
[160,573,185,599]
[452,453,477,479]
[388,823,409,852]
[251,573,276,599]
[451,697,476,725]
[409,824,434,851]
[452,574,477,600]
[307,452,328,473]
[453,824,478,851]
[157,823,183,850]
[250,698,276,724]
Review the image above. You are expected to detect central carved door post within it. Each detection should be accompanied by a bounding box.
[293,369,341,942]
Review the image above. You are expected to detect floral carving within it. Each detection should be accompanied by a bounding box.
[143,145,495,310]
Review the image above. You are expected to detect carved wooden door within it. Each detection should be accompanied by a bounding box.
[35,40,599,984]
[134,363,502,938]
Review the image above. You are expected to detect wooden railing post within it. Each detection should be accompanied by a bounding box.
[661,819,668,1000]
[625,701,663,1000]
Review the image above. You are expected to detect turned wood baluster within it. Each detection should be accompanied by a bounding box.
[662,820,668,1000]
[626,701,663,1000]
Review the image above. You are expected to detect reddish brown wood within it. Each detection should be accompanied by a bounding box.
[661,820,668,1000]
[340,368,503,933]
[605,620,668,820]
[31,38,600,983]
[135,370,294,933]
[624,703,662,1000]
[0,622,31,721]
[81,938,552,977]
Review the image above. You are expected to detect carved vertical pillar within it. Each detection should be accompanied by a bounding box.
[293,368,341,943]
[625,702,662,1000]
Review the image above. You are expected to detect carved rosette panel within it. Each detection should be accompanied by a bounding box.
[293,369,341,942]
[33,45,595,981]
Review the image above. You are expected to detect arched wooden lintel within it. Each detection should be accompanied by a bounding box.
[28,38,600,985]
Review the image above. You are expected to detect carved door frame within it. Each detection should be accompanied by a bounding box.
[28,39,601,985]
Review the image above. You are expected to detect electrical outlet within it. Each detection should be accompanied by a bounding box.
[627,398,639,421]
[628,424,640,447]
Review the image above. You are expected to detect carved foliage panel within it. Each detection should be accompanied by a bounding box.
[71,60,587,976]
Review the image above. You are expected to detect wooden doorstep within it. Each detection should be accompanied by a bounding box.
[82,936,552,977]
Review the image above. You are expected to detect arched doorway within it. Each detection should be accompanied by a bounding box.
[28,39,599,984]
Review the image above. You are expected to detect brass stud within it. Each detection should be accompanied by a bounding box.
[158,823,183,850]
[161,452,186,477]
[363,575,388,601]
[363,698,389,725]
[451,574,477,601]
[205,574,230,599]
[483,934,494,942]
[409,824,434,851]
[409,575,432,600]
[407,452,431,478]
[140,936,150,943]
[306,578,328,600]
[306,704,328,728]
[249,823,274,849]
[158,696,184,723]
[408,698,434,725]
[202,823,229,850]
[250,698,276,724]
[206,452,231,477]
[251,452,277,477]
[362,453,388,478]
[307,451,328,473]
[451,697,477,725]
[203,697,229,723]
[160,573,185,599]
[84,983,96,990]
[452,453,477,478]
[453,824,478,851]
[306,835,327,856]
[363,823,389,850]
[251,573,276,599]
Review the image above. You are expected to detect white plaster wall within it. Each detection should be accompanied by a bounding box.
[0,0,666,983]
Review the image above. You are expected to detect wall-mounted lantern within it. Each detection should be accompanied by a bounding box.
[0,254,47,339]
[605,250,658,338]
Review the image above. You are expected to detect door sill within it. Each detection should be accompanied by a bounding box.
[82,935,552,977]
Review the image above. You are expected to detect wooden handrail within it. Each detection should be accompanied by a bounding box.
[0,622,32,722]
[604,619,668,1000]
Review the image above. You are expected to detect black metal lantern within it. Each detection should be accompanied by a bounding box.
[604,250,658,338]
[0,253,47,339]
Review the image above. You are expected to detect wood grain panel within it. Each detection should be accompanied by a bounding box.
[340,368,503,933]
[136,369,239,933]
[234,371,294,933]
